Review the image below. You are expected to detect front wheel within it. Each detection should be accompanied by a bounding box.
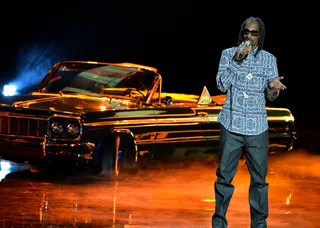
[95,135,138,179]
[96,135,120,179]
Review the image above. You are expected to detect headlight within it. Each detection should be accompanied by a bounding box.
[67,124,80,136]
[48,116,81,139]
[51,122,64,134]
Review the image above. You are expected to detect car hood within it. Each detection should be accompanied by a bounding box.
[0,93,138,115]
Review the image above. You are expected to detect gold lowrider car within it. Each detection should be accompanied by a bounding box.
[0,61,297,177]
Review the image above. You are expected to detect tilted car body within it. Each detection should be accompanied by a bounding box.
[0,61,297,176]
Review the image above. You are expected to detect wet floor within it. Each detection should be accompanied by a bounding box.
[0,149,319,228]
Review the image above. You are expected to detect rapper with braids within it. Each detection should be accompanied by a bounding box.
[211,16,287,228]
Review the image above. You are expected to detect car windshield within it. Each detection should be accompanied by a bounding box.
[42,63,156,97]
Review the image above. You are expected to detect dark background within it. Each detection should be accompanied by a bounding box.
[0,2,318,131]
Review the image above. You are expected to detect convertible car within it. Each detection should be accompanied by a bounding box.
[0,61,297,177]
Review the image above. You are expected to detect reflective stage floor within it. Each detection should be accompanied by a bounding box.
[0,149,319,227]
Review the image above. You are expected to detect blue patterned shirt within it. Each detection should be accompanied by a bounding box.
[216,47,280,135]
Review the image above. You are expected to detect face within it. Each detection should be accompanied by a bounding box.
[243,21,260,49]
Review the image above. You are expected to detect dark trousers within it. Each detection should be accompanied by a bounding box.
[212,125,269,228]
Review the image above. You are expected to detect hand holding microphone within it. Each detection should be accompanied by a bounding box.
[235,40,252,60]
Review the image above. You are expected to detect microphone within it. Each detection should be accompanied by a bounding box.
[237,40,252,60]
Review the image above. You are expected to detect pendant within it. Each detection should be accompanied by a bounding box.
[243,91,249,99]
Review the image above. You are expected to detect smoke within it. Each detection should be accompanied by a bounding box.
[10,42,66,94]
[269,149,320,179]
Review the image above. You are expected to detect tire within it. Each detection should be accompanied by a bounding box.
[95,136,119,179]
[95,134,138,179]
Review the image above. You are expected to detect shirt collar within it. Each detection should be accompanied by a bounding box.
[250,47,259,57]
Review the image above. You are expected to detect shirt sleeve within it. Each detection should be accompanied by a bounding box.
[265,55,280,101]
[266,54,279,82]
[216,49,240,93]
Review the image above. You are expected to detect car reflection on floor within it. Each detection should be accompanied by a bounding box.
[0,149,320,227]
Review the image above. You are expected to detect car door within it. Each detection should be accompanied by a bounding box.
[147,106,217,160]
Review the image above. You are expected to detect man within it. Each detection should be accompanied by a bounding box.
[212,16,286,228]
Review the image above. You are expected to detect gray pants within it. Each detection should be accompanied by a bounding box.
[212,125,269,228]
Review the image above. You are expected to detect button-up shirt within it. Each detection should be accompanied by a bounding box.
[216,47,280,135]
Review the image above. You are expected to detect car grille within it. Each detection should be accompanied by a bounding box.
[0,116,48,137]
